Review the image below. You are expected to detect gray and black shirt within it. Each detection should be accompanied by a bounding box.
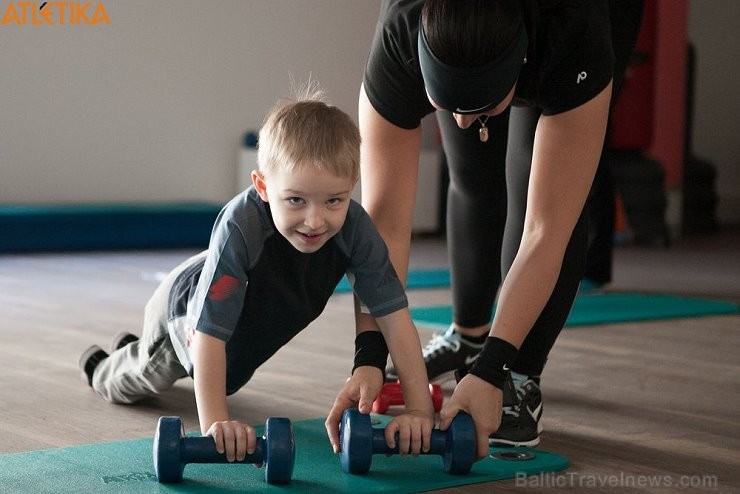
[167,187,407,394]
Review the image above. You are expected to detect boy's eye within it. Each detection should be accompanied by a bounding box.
[287,197,304,205]
[327,197,343,206]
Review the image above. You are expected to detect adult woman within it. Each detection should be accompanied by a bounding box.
[326,0,643,459]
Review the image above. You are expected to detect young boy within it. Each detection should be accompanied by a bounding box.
[79,86,435,461]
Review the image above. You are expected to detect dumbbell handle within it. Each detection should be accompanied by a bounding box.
[370,428,448,455]
[181,436,265,465]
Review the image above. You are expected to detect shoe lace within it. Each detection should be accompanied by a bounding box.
[501,402,521,418]
[501,383,530,418]
[422,332,461,360]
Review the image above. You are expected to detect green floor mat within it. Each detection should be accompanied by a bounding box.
[335,269,450,293]
[0,416,568,493]
[410,293,740,330]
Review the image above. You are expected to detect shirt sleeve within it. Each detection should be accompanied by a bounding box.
[187,203,252,341]
[344,205,408,317]
[187,193,262,341]
[363,0,435,129]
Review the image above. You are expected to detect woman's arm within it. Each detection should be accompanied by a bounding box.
[358,85,423,279]
[491,81,613,346]
[355,84,423,331]
[441,82,613,459]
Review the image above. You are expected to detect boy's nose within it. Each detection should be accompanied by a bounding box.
[304,208,325,230]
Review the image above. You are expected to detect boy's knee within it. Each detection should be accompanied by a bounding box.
[91,383,141,404]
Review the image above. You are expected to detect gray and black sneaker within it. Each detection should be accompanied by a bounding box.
[490,377,543,447]
[79,345,109,387]
[385,325,484,382]
[110,331,139,352]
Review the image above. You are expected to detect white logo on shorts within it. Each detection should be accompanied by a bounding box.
[577,71,588,84]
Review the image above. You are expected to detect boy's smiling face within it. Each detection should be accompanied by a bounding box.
[252,165,356,254]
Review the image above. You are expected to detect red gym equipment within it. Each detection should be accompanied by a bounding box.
[372,382,443,414]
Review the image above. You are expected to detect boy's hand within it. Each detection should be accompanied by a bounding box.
[206,420,258,463]
[384,411,434,456]
[324,366,384,453]
[439,374,502,459]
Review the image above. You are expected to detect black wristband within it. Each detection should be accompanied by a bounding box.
[352,331,389,374]
[468,337,518,390]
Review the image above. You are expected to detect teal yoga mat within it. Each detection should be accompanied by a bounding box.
[335,269,450,293]
[0,202,223,252]
[410,293,740,330]
[0,416,568,493]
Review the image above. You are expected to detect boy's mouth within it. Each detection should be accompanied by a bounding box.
[297,231,326,243]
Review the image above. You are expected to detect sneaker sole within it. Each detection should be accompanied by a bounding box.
[78,344,105,369]
[110,332,139,352]
[386,368,460,384]
[79,344,107,387]
[489,436,541,448]
[431,369,459,384]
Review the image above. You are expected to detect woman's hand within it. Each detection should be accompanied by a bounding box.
[439,374,503,459]
[324,365,384,453]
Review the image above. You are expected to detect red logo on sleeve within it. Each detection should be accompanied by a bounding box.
[208,274,240,301]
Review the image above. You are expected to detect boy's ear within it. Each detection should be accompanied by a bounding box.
[251,170,269,202]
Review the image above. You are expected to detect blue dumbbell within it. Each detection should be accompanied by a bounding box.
[339,409,475,475]
[153,416,294,484]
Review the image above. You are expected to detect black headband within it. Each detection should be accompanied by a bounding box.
[418,21,528,114]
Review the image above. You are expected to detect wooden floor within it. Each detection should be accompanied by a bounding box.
[1,228,738,493]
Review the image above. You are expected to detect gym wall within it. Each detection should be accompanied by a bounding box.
[0,0,738,227]
[0,1,382,207]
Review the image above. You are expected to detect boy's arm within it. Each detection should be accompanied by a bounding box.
[191,330,256,462]
[375,309,435,454]
[325,309,434,455]
[375,309,434,416]
[191,330,229,431]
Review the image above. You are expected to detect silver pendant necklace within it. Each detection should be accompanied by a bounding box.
[478,115,490,143]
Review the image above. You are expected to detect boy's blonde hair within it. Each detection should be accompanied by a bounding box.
[257,82,360,182]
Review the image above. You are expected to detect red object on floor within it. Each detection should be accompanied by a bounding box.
[373,382,443,414]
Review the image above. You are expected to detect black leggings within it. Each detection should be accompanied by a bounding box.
[437,107,586,378]
[437,0,644,378]
[585,0,646,284]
